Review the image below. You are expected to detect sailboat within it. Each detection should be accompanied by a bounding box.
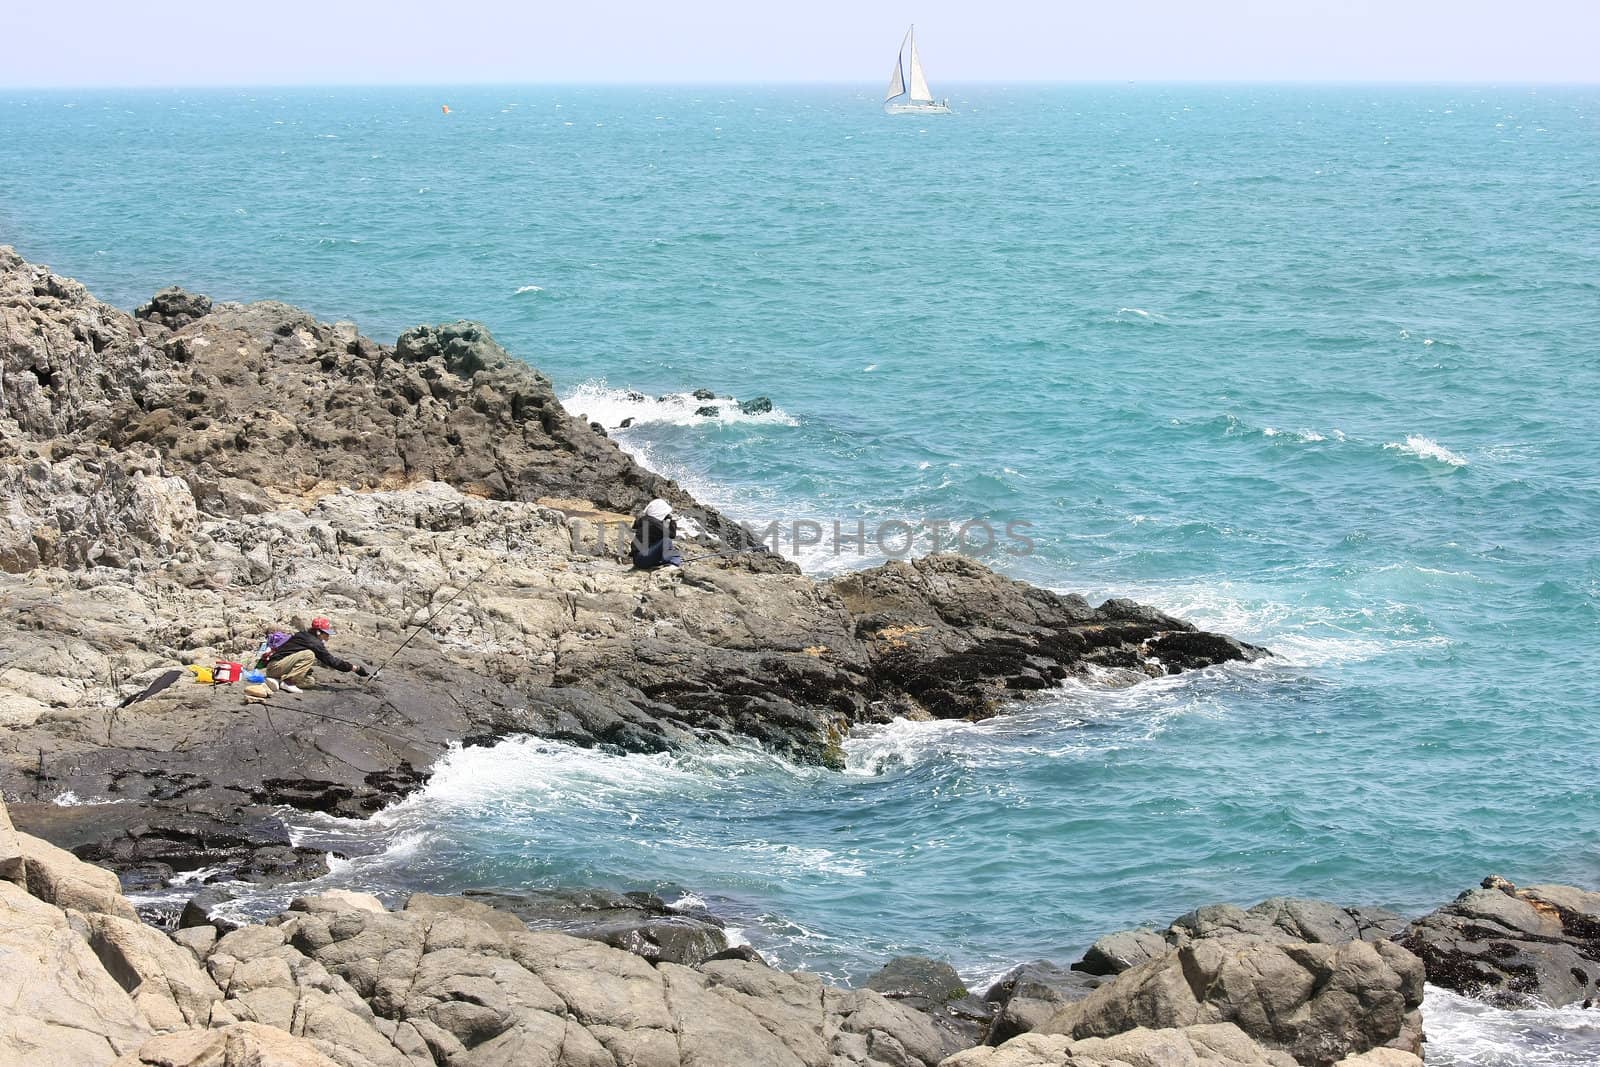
[883,25,952,115]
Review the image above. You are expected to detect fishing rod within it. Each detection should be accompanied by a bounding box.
[364,558,500,685]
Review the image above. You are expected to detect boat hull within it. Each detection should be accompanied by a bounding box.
[885,102,952,115]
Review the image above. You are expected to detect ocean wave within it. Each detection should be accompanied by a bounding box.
[560,379,798,430]
[1423,984,1600,1065]
[514,284,544,294]
[1262,426,1330,443]
[1385,434,1468,467]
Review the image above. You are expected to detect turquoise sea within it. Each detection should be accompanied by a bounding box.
[3,84,1599,1061]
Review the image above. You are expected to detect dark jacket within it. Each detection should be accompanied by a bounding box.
[271,629,354,672]
[631,515,683,570]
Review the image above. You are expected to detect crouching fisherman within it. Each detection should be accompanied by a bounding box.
[631,498,684,570]
[266,616,369,692]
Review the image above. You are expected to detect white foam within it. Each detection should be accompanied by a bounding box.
[514,284,544,294]
[1424,984,1600,1065]
[1385,434,1468,467]
[1263,427,1328,443]
[560,379,798,431]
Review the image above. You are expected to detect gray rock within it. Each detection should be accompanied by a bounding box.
[1041,938,1425,1067]
[1398,875,1600,1007]
[134,286,213,329]
[983,960,1104,1045]
[866,955,969,1007]
[739,395,774,415]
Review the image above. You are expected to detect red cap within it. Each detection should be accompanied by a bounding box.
[312,617,333,635]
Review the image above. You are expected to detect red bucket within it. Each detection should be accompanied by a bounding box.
[213,661,244,684]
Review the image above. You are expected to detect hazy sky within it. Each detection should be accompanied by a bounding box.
[7,0,1597,87]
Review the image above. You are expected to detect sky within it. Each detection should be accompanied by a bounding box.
[5,0,1598,87]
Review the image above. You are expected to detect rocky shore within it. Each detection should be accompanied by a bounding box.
[2,248,1596,1065]
[8,793,1600,1066]
[0,245,1259,891]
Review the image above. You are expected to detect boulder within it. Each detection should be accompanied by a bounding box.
[867,955,969,1009]
[17,830,140,921]
[1397,875,1600,1007]
[0,797,24,887]
[67,908,224,1031]
[739,395,774,415]
[939,1023,1297,1067]
[0,881,151,1066]
[982,960,1105,1045]
[1040,938,1425,1067]
[134,286,213,329]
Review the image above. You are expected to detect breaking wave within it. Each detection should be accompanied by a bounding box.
[560,379,798,430]
[1385,434,1469,467]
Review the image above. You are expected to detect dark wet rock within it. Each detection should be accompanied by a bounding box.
[984,960,1106,1044]
[134,285,212,329]
[233,845,330,886]
[739,395,773,415]
[865,956,992,1047]
[461,887,729,965]
[694,404,720,417]
[703,942,767,966]
[619,416,634,428]
[866,955,968,1007]
[178,885,238,932]
[115,862,175,894]
[1398,875,1600,1008]
[691,388,716,400]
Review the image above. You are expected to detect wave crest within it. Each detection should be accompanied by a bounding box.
[560,380,798,430]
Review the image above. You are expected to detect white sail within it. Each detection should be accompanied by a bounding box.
[885,55,906,102]
[882,24,950,115]
[907,37,934,103]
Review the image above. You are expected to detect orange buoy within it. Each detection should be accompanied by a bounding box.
[441,105,451,115]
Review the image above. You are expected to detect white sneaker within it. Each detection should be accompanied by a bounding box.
[279,683,303,694]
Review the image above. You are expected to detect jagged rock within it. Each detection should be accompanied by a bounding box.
[1039,938,1425,1067]
[739,395,773,415]
[1072,896,1408,979]
[134,286,213,329]
[17,830,140,921]
[695,404,721,417]
[1397,875,1600,1007]
[67,907,224,1030]
[982,961,1105,1045]
[0,880,152,1066]
[867,955,969,1008]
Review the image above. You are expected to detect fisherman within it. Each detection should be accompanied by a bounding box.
[265,617,368,693]
[631,498,684,570]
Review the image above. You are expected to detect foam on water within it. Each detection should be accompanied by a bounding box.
[1424,986,1600,1065]
[560,379,798,430]
[1385,434,1469,467]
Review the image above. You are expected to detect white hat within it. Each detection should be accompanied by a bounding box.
[643,498,673,522]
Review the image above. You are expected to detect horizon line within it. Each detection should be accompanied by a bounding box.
[4,78,1599,93]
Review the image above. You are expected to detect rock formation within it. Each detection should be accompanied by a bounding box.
[0,246,1263,894]
[1397,875,1600,1008]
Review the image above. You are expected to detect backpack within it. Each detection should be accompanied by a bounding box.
[255,631,293,668]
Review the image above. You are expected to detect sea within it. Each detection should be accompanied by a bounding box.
[3,84,1598,1063]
